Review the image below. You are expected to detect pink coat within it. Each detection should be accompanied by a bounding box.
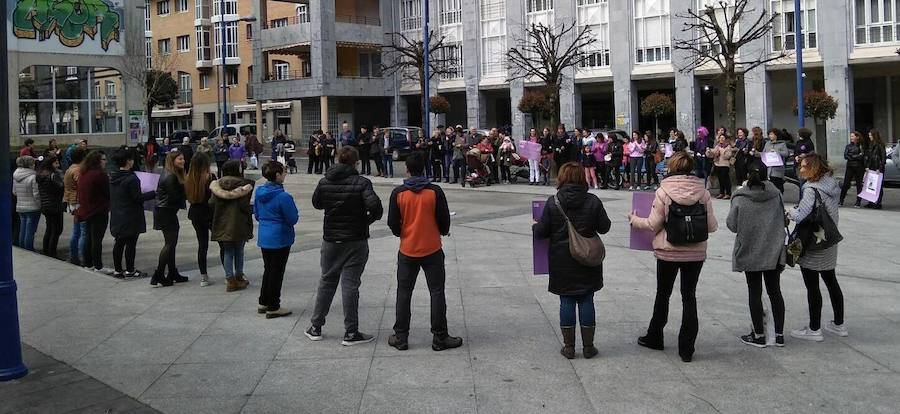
[630,175,718,262]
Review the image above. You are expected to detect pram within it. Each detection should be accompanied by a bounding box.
[276,141,298,174]
[463,149,491,188]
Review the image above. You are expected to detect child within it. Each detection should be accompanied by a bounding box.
[254,161,300,318]
[582,144,598,189]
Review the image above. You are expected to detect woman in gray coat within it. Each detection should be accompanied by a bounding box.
[787,154,846,342]
[763,129,790,193]
[727,159,786,348]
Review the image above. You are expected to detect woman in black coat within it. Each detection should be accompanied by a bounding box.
[109,149,156,278]
[533,162,611,360]
[37,155,64,258]
[151,151,188,287]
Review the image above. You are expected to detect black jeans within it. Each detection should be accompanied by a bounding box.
[83,212,109,270]
[113,234,139,273]
[453,159,465,182]
[500,164,511,182]
[840,164,864,205]
[260,247,291,310]
[800,267,844,331]
[646,260,703,357]
[360,151,371,175]
[610,161,622,188]
[307,154,320,174]
[771,176,785,193]
[645,157,660,186]
[155,227,179,277]
[373,153,384,175]
[715,166,732,196]
[42,211,63,257]
[746,270,785,335]
[191,218,211,275]
[393,250,448,337]
[595,163,609,188]
[431,159,443,180]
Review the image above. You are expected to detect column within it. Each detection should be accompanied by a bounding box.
[510,80,527,138]
[507,0,526,138]
[255,102,264,140]
[290,100,302,140]
[741,0,771,131]
[671,0,699,139]
[391,96,409,127]
[463,0,483,127]
[310,0,335,92]
[819,0,853,161]
[556,2,577,128]
[320,96,330,132]
[609,0,637,133]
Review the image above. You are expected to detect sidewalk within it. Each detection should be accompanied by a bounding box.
[6,181,900,413]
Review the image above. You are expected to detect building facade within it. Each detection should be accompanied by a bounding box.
[252,0,900,161]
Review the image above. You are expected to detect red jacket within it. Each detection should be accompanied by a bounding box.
[387,178,451,258]
[75,169,110,221]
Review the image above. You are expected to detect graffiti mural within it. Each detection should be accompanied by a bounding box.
[12,0,122,51]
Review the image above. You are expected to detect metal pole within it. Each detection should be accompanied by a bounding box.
[0,0,29,382]
[794,0,805,128]
[422,0,430,134]
[220,0,229,131]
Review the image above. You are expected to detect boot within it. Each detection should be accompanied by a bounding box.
[226,277,241,292]
[560,326,576,359]
[236,274,250,288]
[581,326,599,359]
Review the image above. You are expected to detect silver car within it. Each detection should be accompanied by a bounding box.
[886,144,899,188]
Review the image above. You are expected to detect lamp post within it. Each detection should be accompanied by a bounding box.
[0,0,29,382]
[795,0,805,128]
[422,0,430,134]
[216,1,255,134]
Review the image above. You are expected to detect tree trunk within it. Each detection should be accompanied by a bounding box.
[549,86,561,128]
[146,101,154,140]
[725,61,738,136]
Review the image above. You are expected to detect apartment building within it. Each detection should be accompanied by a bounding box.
[145,0,304,139]
[253,0,900,161]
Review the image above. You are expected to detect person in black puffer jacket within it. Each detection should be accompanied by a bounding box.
[533,162,612,360]
[151,151,188,287]
[109,149,156,278]
[840,131,866,207]
[306,146,383,345]
[37,155,64,258]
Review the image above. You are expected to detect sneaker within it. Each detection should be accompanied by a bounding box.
[112,271,125,279]
[125,270,145,278]
[774,335,785,347]
[790,326,824,342]
[265,308,292,319]
[200,274,211,287]
[824,321,849,337]
[740,332,767,348]
[305,326,323,341]
[388,334,409,351]
[432,334,463,351]
[94,267,115,276]
[150,274,173,288]
[341,331,375,346]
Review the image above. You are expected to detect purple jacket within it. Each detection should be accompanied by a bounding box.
[229,144,246,160]
[592,141,608,162]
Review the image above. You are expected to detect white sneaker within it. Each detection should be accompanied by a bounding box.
[94,267,115,276]
[200,274,211,287]
[790,326,824,342]
[824,321,849,337]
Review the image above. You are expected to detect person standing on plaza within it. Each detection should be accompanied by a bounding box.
[733,128,751,187]
[243,131,264,169]
[159,137,173,155]
[527,128,541,185]
[196,137,213,158]
[691,127,713,181]
[151,151,188,287]
[178,137,195,171]
[37,156,64,258]
[381,128,394,178]
[370,126,385,177]
[498,135,516,184]
[210,160,255,292]
[794,128,816,163]
[358,125,373,176]
[608,135,625,190]
[763,129,790,193]
[581,144,598,189]
[13,156,41,251]
[708,134,735,199]
[592,133,609,189]
[864,129,887,209]
[20,139,37,158]
[339,121,356,148]
[43,139,62,159]
[213,136,229,173]
[308,130,323,175]
[306,146,384,345]
[540,127,555,186]
[109,149,155,279]
[229,136,246,171]
[75,151,114,275]
[451,127,468,185]
[254,161,300,319]
[323,131,337,171]
[788,153,847,341]
[430,129,445,182]
[144,139,160,171]
[386,151,462,351]
[644,131,662,189]
[628,152,718,362]
[839,131,866,207]
[727,158,787,348]
[534,162,611,359]
[627,131,647,190]
[184,153,217,287]
[64,148,87,265]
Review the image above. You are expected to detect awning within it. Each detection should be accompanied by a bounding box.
[234,102,293,112]
[263,42,310,54]
[152,108,191,117]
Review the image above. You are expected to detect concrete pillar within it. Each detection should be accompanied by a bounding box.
[391,96,409,127]
[609,0,637,133]
[671,0,699,139]
[462,0,483,127]
[290,100,302,140]
[740,0,771,131]
[310,0,335,92]
[510,80,527,138]
[506,0,526,138]
[320,96,330,132]
[556,2,577,128]
[819,0,853,161]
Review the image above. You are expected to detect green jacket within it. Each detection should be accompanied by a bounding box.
[209,176,255,242]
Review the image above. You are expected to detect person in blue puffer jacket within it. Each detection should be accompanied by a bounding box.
[254,160,300,319]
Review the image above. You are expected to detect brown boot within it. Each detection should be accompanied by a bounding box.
[560,326,576,359]
[236,274,250,289]
[581,326,599,359]
[226,277,241,292]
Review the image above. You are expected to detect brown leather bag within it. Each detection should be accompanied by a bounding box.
[554,196,606,267]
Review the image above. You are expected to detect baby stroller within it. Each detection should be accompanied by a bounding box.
[508,162,530,184]
[277,141,298,174]
[464,149,491,188]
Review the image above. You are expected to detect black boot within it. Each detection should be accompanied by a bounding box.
[432,333,463,351]
[637,334,664,350]
[581,326,599,359]
[560,326,576,359]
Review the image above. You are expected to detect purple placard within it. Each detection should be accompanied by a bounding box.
[519,140,543,161]
[858,169,883,203]
[135,171,160,211]
[630,192,656,251]
[761,152,784,167]
[533,200,549,275]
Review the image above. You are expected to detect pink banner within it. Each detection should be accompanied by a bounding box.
[533,200,549,275]
[858,169,883,203]
[630,192,656,251]
[134,171,160,194]
[519,140,542,161]
[761,152,784,167]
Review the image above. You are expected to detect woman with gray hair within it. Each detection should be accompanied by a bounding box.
[13,156,41,250]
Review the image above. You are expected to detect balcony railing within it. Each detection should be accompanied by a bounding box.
[264,70,311,81]
[335,14,380,26]
[440,10,462,26]
[262,15,310,29]
[176,89,192,105]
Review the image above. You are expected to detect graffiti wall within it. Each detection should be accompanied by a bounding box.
[7,0,126,55]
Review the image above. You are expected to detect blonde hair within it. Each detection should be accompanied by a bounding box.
[799,153,833,182]
[184,153,211,203]
[164,151,186,183]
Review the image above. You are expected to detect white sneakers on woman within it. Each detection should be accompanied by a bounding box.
[791,321,849,342]
[824,321,849,337]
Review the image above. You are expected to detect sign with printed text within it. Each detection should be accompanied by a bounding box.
[761,151,784,167]
[858,169,883,203]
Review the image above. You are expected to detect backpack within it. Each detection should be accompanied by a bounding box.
[554,196,606,267]
[665,200,709,244]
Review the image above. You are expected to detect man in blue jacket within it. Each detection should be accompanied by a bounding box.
[254,161,300,319]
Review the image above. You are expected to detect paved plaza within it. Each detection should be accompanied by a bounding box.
[3,173,900,413]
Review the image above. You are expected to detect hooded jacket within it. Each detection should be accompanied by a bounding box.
[209,176,254,242]
[726,181,786,272]
[630,175,719,262]
[74,169,110,221]
[109,170,154,238]
[533,184,612,296]
[254,182,300,249]
[788,175,840,271]
[37,169,64,214]
[14,168,41,213]
[387,176,450,258]
[312,163,383,242]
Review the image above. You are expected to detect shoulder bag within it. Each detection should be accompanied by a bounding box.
[554,196,606,267]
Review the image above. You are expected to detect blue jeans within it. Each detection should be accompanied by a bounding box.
[18,212,40,251]
[220,241,245,278]
[443,153,453,180]
[559,292,596,327]
[69,221,86,263]
[382,155,394,177]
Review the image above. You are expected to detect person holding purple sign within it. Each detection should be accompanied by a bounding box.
[109,149,156,279]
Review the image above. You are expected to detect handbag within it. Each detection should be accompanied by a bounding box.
[789,188,842,262]
[554,196,606,267]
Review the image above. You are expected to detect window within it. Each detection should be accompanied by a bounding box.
[440,43,463,80]
[634,0,671,63]
[157,0,170,15]
[158,38,171,54]
[18,66,123,135]
[854,0,899,44]
[246,23,253,39]
[179,72,191,91]
[771,0,817,51]
[527,0,554,29]
[177,35,190,52]
[273,61,290,80]
[271,18,289,28]
[296,4,310,23]
[578,0,611,68]
[226,67,239,85]
[195,0,210,19]
[527,0,553,12]
[212,0,237,16]
[144,0,151,31]
[200,72,210,89]
[441,0,462,25]
[359,52,382,77]
[145,38,153,68]
[176,0,188,12]
[196,26,211,61]
[214,21,238,60]
[481,0,507,76]
[401,0,423,31]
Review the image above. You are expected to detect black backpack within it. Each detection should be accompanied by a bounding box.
[665,201,709,244]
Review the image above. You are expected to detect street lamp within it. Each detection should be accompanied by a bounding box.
[795,0,805,128]
[422,0,430,134]
[216,1,256,135]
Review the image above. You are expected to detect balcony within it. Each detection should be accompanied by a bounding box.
[262,15,310,29]
[264,69,311,82]
[335,14,380,26]
[176,89,193,106]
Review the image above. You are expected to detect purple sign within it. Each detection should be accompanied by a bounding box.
[630,192,656,251]
[533,200,549,275]
[519,140,543,161]
[858,169,883,203]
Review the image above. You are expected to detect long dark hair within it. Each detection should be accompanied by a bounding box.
[185,152,212,204]
[745,158,768,188]
[220,160,243,178]
[81,150,105,173]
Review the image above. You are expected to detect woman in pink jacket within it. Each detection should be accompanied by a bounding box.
[628,152,718,362]
[627,131,647,190]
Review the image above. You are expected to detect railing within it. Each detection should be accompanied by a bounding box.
[262,15,310,29]
[264,70,311,81]
[176,89,192,105]
[440,10,462,26]
[335,14,381,26]
[400,16,421,31]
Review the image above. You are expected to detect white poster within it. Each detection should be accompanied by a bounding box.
[8,0,126,55]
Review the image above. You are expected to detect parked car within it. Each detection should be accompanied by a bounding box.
[384,126,423,161]
[208,124,257,141]
[169,130,209,144]
[885,143,900,188]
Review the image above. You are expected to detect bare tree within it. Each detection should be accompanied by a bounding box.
[674,0,785,134]
[119,52,181,139]
[506,22,596,127]
[381,31,456,128]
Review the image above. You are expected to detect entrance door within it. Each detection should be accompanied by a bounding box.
[701,88,715,130]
